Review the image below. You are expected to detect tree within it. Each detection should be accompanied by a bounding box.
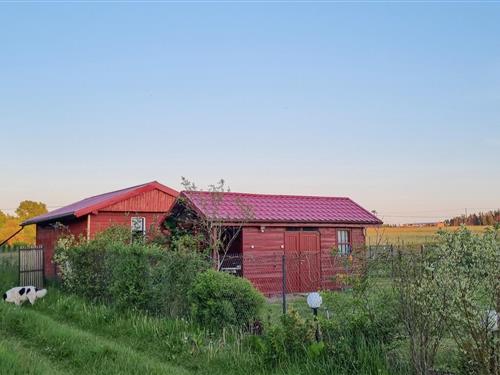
[392,246,449,375]
[0,210,8,227]
[434,227,500,375]
[15,200,47,222]
[174,177,253,270]
[0,201,48,246]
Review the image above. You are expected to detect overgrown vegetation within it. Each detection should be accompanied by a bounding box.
[2,225,499,375]
[54,226,210,317]
[0,247,18,289]
[189,269,265,328]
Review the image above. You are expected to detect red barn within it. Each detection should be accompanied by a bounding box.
[174,191,382,295]
[21,181,178,278]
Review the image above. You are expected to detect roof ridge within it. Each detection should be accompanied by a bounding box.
[183,190,351,200]
[81,181,152,201]
[21,181,168,226]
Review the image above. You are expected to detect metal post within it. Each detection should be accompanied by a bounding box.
[390,244,394,278]
[313,308,320,342]
[282,254,287,315]
[17,247,21,286]
[42,246,46,288]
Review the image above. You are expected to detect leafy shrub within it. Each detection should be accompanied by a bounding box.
[321,288,400,345]
[188,269,265,328]
[106,242,155,310]
[54,227,209,317]
[433,226,500,375]
[149,248,209,316]
[54,234,109,301]
[262,310,316,365]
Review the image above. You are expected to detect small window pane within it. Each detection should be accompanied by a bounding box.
[337,230,351,255]
[131,217,146,241]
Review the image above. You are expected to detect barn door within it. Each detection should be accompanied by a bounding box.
[299,232,320,292]
[284,231,320,293]
[284,232,301,293]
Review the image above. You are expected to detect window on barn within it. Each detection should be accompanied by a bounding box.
[337,230,351,255]
[131,217,146,241]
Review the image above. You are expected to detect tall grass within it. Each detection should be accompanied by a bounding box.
[0,287,406,375]
[0,249,18,289]
[0,336,66,375]
[0,299,191,375]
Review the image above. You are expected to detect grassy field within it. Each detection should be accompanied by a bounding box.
[366,225,490,245]
[0,233,466,375]
[0,287,407,375]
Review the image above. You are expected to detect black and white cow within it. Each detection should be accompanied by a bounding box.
[2,286,47,305]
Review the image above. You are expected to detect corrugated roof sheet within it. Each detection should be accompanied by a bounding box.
[22,181,177,225]
[182,191,382,225]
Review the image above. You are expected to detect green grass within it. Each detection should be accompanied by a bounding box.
[0,250,18,288]
[0,288,270,375]
[0,297,191,375]
[0,287,408,375]
[0,261,455,375]
[0,336,66,375]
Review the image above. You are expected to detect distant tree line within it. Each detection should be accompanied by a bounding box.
[0,201,47,246]
[444,209,500,226]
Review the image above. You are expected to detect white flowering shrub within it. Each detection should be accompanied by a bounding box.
[434,226,500,375]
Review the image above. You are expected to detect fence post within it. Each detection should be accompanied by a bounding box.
[17,247,21,286]
[390,244,394,278]
[282,254,287,315]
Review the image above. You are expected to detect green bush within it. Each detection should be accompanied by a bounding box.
[262,310,316,365]
[188,269,265,328]
[149,249,209,316]
[106,243,155,310]
[321,288,399,345]
[54,227,209,317]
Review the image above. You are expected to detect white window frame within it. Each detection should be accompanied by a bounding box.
[131,217,146,237]
[337,229,351,255]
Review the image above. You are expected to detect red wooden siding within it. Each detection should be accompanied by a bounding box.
[36,217,88,277]
[319,228,337,289]
[89,212,166,238]
[239,226,366,295]
[35,186,177,279]
[319,227,365,289]
[100,189,175,212]
[242,227,285,295]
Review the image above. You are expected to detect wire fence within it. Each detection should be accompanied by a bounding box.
[216,244,435,316]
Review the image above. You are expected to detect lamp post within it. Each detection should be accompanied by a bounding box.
[307,292,322,342]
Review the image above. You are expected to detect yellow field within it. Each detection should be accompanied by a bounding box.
[366,225,490,246]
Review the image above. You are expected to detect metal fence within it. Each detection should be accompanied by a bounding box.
[18,245,44,289]
[216,245,414,314]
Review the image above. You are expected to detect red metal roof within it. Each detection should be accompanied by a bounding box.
[181,191,382,225]
[22,181,178,226]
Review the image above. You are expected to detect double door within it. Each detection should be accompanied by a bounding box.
[284,231,320,292]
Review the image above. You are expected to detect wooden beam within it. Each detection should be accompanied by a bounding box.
[0,226,24,247]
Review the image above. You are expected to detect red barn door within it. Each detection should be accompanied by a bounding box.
[284,232,301,293]
[284,231,320,293]
[299,232,321,292]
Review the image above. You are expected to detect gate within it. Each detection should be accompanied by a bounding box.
[19,245,44,288]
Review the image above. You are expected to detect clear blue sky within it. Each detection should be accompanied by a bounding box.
[1,3,499,224]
